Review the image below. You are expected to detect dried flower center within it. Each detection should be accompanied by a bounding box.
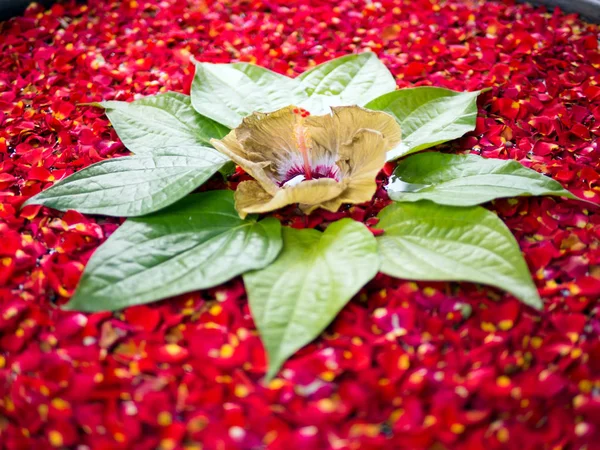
[280,164,341,187]
[279,109,340,187]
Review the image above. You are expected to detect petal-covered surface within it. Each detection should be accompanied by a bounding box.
[2,1,600,449]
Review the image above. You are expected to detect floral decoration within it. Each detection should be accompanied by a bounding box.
[211,105,402,217]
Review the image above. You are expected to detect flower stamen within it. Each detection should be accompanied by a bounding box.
[294,117,313,180]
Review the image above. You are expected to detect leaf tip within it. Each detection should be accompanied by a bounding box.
[76,101,104,108]
[568,191,599,208]
[264,363,282,383]
[61,292,103,313]
[60,302,75,312]
[518,288,543,311]
[262,350,286,383]
[529,295,544,311]
[20,196,39,210]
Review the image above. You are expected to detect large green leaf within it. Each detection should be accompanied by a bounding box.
[297,53,397,113]
[375,202,542,310]
[100,92,229,155]
[191,62,301,128]
[366,87,481,160]
[190,53,398,127]
[23,148,228,217]
[244,219,378,379]
[387,153,580,206]
[64,190,282,312]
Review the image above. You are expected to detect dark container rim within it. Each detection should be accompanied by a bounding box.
[526,0,600,22]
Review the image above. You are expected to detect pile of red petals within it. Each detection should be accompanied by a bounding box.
[1,0,600,448]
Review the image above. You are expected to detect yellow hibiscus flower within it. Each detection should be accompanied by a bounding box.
[210,105,402,218]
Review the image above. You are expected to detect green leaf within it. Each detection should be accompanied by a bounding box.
[297,53,397,113]
[23,148,228,217]
[375,202,542,310]
[65,190,282,312]
[190,53,398,127]
[244,219,378,379]
[99,92,229,155]
[387,153,581,206]
[218,160,237,179]
[191,62,301,128]
[365,87,481,160]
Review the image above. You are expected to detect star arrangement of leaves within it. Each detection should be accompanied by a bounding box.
[24,52,593,378]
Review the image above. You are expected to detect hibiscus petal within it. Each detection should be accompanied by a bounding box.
[334,106,401,149]
[236,106,297,157]
[235,179,346,217]
[210,131,279,195]
[237,106,317,182]
[336,129,387,204]
[306,106,401,161]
